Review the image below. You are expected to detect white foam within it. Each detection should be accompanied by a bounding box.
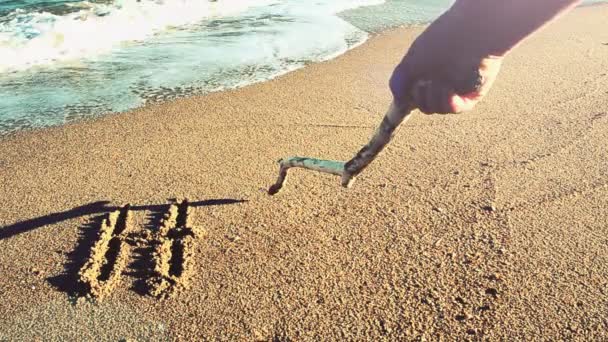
[123,0,387,95]
[0,0,386,73]
[0,0,281,72]
[0,0,388,133]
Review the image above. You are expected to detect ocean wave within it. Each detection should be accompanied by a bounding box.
[0,0,281,72]
[0,0,387,134]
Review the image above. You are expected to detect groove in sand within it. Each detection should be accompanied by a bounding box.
[78,204,132,299]
[148,200,204,299]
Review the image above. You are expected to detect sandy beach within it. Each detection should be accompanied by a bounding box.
[1,4,607,340]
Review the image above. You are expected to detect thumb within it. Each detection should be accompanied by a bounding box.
[449,92,480,113]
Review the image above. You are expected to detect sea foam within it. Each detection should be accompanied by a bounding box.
[0,0,282,72]
[0,0,387,133]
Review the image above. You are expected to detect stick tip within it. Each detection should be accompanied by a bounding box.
[268,183,283,196]
[341,173,356,188]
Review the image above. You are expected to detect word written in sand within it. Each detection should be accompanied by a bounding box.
[78,200,204,300]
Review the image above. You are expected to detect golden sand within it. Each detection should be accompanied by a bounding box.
[0,5,607,340]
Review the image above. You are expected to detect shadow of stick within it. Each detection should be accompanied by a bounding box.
[30,198,248,297]
[1,199,246,242]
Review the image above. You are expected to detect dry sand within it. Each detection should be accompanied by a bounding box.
[1,5,607,340]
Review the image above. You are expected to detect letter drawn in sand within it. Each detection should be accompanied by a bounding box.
[147,200,205,299]
[71,199,210,300]
[78,205,132,299]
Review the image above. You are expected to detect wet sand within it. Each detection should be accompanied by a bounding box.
[1,5,607,340]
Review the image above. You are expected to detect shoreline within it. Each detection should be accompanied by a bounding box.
[0,0,404,138]
[0,33,382,139]
[1,4,607,340]
[1,2,607,139]
[0,34,379,140]
[2,2,605,140]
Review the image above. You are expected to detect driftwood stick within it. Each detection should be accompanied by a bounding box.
[268,101,413,195]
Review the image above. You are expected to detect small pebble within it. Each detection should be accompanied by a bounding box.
[487,273,501,281]
[485,288,499,297]
[483,205,497,212]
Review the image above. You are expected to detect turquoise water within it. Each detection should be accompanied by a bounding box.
[0,0,603,134]
[341,0,451,33]
[0,0,457,134]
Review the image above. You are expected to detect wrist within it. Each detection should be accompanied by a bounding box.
[445,0,581,57]
[441,4,514,58]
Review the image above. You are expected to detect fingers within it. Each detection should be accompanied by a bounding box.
[412,80,479,114]
[413,80,452,114]
[450,93,478,113]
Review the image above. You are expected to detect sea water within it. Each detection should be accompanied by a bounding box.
[0,0,602,134]
[0,0,455,134]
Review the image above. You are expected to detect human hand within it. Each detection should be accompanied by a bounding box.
[389,11,503,114]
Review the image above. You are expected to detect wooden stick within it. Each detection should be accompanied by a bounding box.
[268,101,413,195]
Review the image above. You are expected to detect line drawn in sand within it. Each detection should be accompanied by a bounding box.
[147,200,205,299]
[78,204,132,299]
